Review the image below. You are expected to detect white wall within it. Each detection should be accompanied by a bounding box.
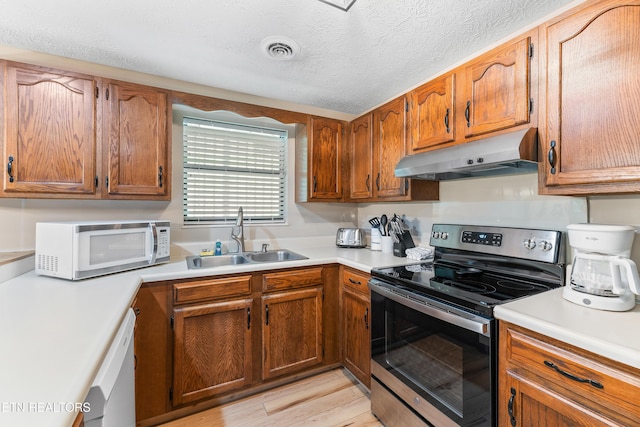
[358,173,588,245]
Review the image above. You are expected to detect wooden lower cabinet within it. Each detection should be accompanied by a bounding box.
[341,267,371,388]
[499,322,640,426]
[134,265,338,426]
[133,282,172,423]
[172,298,253,405]
[262,286,324,379]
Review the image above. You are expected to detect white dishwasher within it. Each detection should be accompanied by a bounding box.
[84,308,136,427]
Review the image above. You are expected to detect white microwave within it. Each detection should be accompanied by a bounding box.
[35,220,171,280]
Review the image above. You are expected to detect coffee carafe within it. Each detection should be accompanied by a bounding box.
[564,224,640,311]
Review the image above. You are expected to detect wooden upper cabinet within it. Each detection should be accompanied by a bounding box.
[0,61,171,200]
[373,96,409,198]
[1,62,98,196]
[348,114,374,200]
[308,117,343,200]
[103,80,170,199]
[463,35,532,138]
[410,72,456,152]
[540,0,640,194]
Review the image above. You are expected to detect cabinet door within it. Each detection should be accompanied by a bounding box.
[348,114,374,200]
[410,73,455,152]
[463,36,531,138]
[103,80,170,199]
[309,117,343,200]
[1,62,97,196]
[342,287,370,388]
[172,298,253,406]
[262,287,323,379]
[373,96,409,198]
[541,2,640,194]
[134,283,172,423]
[501,373,619,426]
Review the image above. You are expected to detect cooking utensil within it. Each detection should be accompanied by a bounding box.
[369,217,380,228]
[380,214,388,236]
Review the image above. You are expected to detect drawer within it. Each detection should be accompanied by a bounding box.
[173,275,252,304]
[342,267,370,294]
[262,267,323,292]
[505,325,640,419]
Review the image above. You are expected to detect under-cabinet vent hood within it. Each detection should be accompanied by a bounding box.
[395,128,539,180]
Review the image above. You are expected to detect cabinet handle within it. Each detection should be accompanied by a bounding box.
[543,360,603,389]
[349,278,362,285]
[364,307,369,329]
[158,166,164,188]
[444,108,450,133]
[465,101,471,127]
[313,176,317,192]
[247,307,251,330]
[133,307,141,316]
[7,156,14,183]
[508,387,516,426]
[265,304,269,326]
[365,174,370,192]
[548,141,557,175]
[376,173,380,191]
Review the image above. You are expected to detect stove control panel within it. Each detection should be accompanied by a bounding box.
[430,224,564,264]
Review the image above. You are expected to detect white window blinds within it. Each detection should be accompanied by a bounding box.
[183,117,287,224]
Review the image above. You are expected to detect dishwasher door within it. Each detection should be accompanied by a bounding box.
[84,308,136,427]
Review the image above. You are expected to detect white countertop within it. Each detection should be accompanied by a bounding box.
[494,288,640,370]
[0,244,420,427]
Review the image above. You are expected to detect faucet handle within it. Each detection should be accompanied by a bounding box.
[262,243,270,252]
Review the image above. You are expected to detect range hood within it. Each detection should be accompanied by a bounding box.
[395,128,539,180]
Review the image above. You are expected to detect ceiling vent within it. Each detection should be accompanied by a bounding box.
[261,36,300,60]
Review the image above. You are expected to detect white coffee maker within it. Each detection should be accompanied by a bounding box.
[564,223,640,311]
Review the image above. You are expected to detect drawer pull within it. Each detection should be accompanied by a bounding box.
[543,360,604,389]
[349,278,362,285]
[508,387,516,426]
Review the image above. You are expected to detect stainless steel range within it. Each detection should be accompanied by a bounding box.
[369,224,565,427]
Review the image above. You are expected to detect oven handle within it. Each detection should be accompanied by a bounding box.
[369,280,492,337]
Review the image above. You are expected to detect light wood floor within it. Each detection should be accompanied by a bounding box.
[159,369,383,427]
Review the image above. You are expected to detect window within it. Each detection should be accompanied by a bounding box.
[183,117,287,224]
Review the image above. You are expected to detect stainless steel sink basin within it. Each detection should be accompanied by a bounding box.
[245,250,308,263]
[186,254,251,269]
[186,249,307,269]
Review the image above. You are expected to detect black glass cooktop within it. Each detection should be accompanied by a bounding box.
[371,259,561,318]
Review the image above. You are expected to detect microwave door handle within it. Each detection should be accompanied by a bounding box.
[149,223,158,264]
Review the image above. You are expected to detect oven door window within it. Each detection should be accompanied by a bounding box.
[372,291,493,426]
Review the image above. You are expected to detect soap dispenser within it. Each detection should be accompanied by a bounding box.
[214,240,222,256]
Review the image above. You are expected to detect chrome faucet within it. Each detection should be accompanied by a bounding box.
[230,207,245,253]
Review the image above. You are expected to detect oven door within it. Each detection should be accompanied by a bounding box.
[369,279,495,427]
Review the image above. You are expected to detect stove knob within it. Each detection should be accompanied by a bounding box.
[539,240,553,251]
[441,232,449,240]
[432,231,441,239]
[523,238,536,250]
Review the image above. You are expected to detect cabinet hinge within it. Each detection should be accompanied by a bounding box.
[95,87,99,99]
[105,176,109,189]
[170,315,174,329]
[529,98,534,114]
[105,88,110,101]
[94,176,99,189]
[405,99,409,112]
[405,178,409,192]
[169,387,173,402]
[529,43,534,58]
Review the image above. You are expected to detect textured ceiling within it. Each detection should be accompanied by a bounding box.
[0,0,576,115]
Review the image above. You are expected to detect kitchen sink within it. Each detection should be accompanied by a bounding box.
[186,254,252,269]
[185,249,308,270]
[245,250,308,263]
